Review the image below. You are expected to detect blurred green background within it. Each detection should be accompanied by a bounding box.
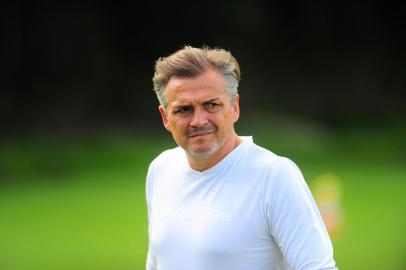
[1,120,405,269]
[2,1,405,269]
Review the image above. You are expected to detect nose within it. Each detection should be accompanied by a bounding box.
[190,107,208,127]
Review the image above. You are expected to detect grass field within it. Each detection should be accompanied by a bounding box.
[1,123,405,269]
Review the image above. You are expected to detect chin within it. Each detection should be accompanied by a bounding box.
[186,145,217,158]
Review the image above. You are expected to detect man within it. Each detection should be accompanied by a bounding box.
[146,45,337,270]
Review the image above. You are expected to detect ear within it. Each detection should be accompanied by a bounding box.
[159,105,171,132]
[232,94,240,123]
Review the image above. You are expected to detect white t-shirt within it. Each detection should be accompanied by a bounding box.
[146,136,337,270]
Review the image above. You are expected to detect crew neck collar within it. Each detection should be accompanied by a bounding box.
[184,136,253,177]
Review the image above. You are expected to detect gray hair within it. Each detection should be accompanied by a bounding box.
[152,46,241,109]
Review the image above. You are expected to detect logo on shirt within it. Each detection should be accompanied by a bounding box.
[156,205,231,223]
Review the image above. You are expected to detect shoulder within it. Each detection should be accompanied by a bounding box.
[242,140,296,173]
[148,146,184,171]
[239,138,277,164]
[269,156,303,180]
[146,146,184,200]
[242,139,305,189]
[248,139,301,173]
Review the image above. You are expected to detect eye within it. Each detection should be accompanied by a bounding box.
[205,102,220,112]
[174,106,193,116]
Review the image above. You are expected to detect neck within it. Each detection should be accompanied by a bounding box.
[187,134,242,172]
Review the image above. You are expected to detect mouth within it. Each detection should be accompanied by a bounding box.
[187,127,216,138]
[188,130,214,138]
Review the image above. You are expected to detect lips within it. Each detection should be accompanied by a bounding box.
[187,126,216,138]
[188,131,213,138]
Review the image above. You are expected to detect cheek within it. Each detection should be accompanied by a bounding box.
[170,118,188,133]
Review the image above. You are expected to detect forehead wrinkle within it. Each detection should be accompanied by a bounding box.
[167,70,226,93]
[171,94,222,108]
[165,70,228,109]
[167,84,225,104]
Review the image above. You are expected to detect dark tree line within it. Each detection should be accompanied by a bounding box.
[2,0,405,134]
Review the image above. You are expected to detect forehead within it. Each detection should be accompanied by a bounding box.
[165,70,228,104]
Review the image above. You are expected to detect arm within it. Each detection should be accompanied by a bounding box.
[146,246,156,270]
[146,163,157,270]
[267,158,337,270]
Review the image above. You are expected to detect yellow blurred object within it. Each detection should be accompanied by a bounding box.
[312,173,344,239]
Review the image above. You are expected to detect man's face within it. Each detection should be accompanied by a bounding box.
[159,69,240,159]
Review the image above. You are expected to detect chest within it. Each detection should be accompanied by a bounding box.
[149,170,281,265]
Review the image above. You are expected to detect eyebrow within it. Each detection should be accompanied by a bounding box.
[173,98,221,108]
[173,104,191,110]
[203,98,221,103]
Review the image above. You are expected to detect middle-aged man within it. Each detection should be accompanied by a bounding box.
[146,45,338,270]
